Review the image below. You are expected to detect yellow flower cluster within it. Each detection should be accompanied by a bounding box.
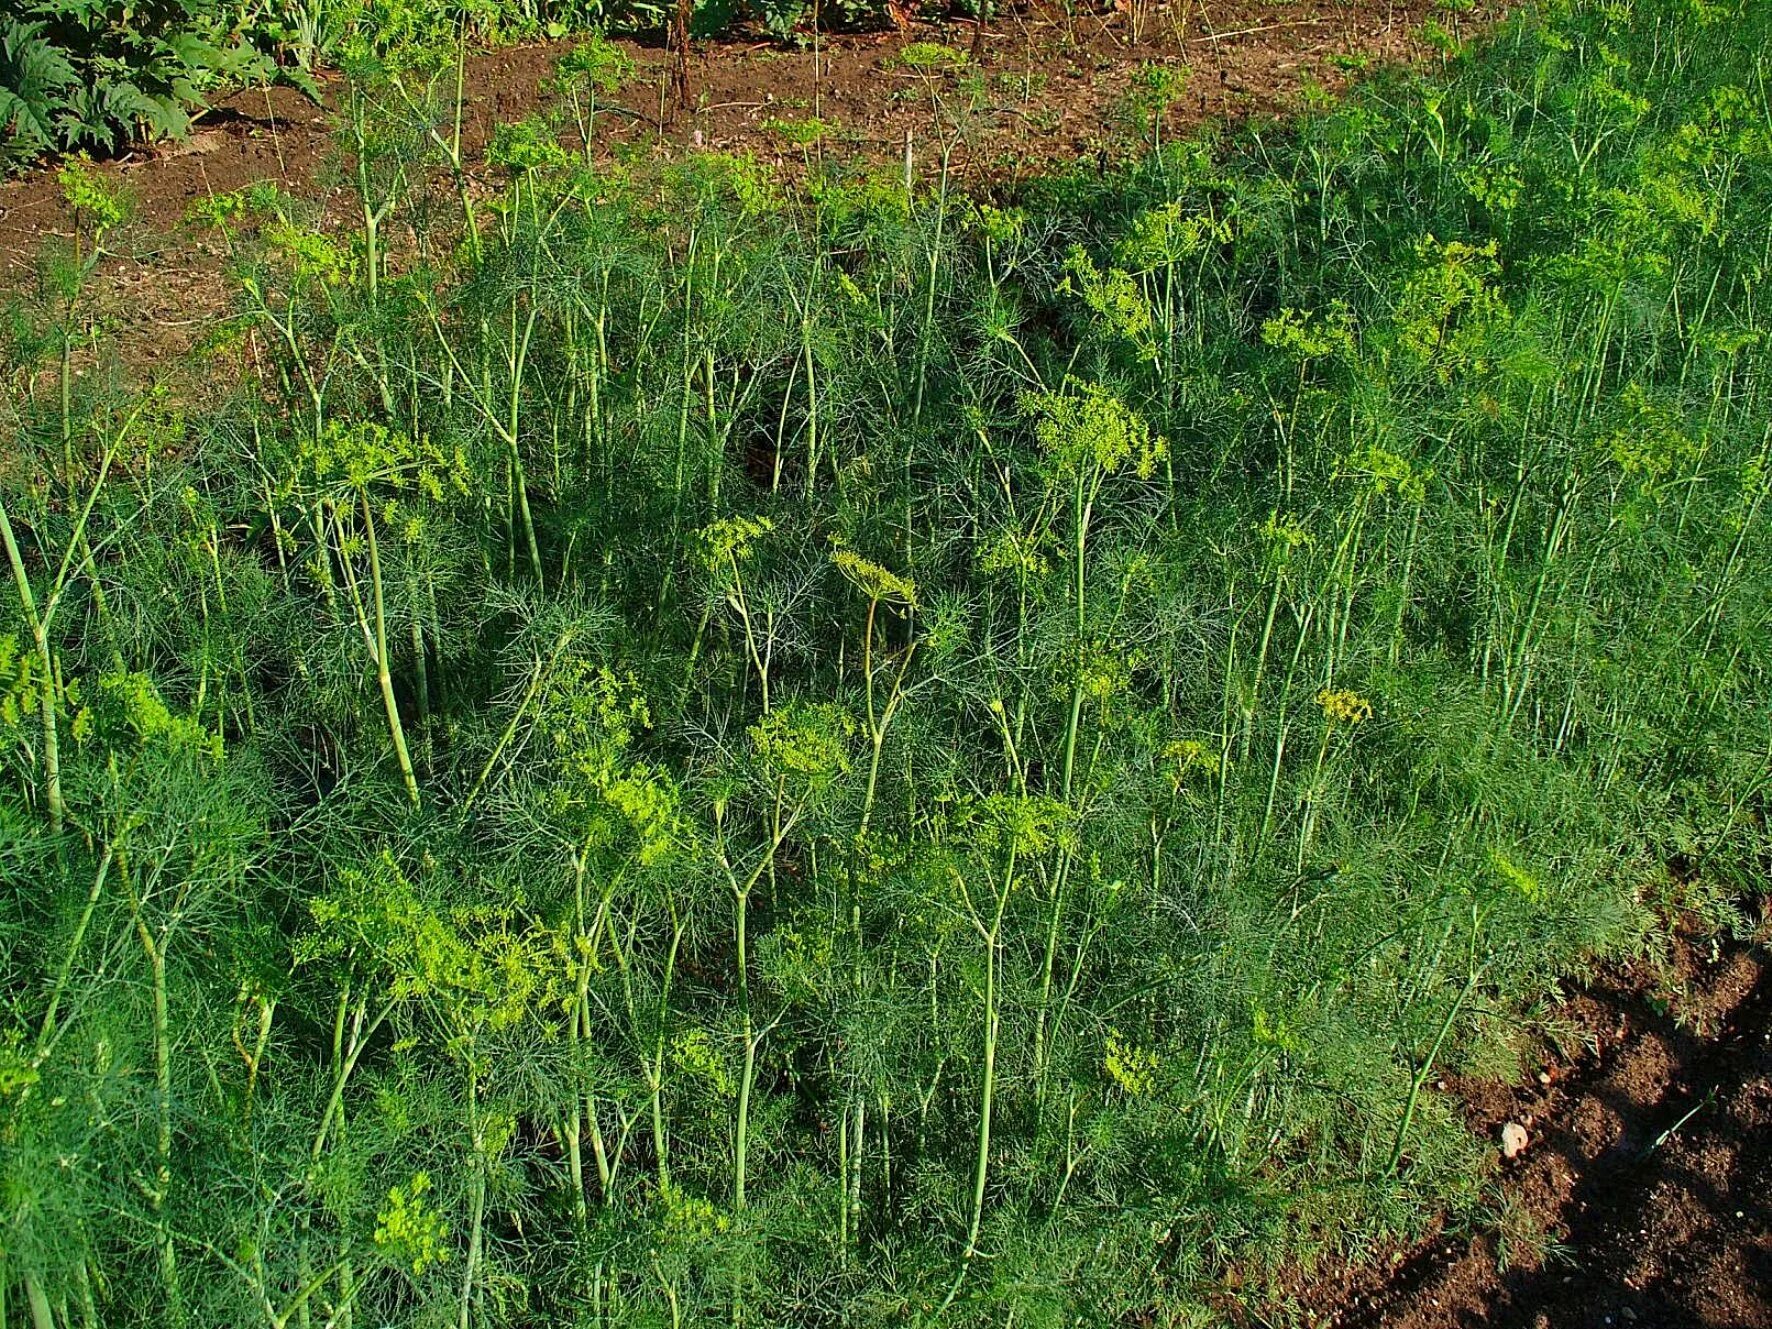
[1315,687,1374,726]
[976,526,1052,580]
[1162,738,1222,790]
[749,702,855,783]
[832,548,919,608]
[1061,249,1158,361]
[1258,510,1314,557]
[695,514,774,572]
[968,792,1076,857]
[659,1181,733,1237]
[1104,1031,1160,1097]
[672,1028,736,1099]
[374,1173,451,1276]
[1261,302,1356,362]
[58,160,130,233]
[1023,379,1168,479]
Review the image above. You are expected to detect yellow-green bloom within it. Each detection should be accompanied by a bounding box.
[1315,687,1374,726]
[1104,1031,1160,1096]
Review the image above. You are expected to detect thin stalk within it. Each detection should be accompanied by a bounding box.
[358,494,420,805]
[935,851,1015,1316]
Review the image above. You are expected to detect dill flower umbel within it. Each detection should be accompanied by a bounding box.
[374,1172,451,1276]
[832,547,919,607]
[1162,738,1222,790]
[1104,1030,1160,1096]
[1315,687,1374,726]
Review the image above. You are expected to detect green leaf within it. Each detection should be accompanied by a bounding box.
[0,18,78,159]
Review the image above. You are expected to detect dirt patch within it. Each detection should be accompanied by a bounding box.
[0,0,1490,372]
[1291,925,1772,1329]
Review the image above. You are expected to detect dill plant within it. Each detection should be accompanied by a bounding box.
[3,1,1772,1325]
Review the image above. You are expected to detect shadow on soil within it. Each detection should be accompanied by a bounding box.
[1314,941,1771,1329]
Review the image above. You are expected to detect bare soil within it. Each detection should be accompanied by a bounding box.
[0,0,1486,368]
[1289,921,1772,1329]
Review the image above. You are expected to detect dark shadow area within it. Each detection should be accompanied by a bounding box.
[1320,945,1771,1329]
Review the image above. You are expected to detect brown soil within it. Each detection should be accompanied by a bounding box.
[0,0,1487,368]
[1290,925,1772,1329]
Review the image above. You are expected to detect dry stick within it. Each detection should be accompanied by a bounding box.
[1185,17,1321,44]
[671,0,692,117]
[261,85,286,178]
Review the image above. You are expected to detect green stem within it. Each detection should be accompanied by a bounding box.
[0,498,62,834]
[360,494,421,806]
[733,887,754,1210]
[1387,967,1478,1176]
[936,856,1013,1317]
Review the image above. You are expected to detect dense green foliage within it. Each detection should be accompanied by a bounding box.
[3,0,1770,1324]
[0,0,282,164]
[0,0,876,169]
[0,0,613,167]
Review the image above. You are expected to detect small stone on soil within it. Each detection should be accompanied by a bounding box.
[1502,1121,1530,1158]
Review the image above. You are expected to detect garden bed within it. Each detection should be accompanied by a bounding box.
[1294,921,1772,1327]
[1,2,1765,1326]
[0,0,1484,367]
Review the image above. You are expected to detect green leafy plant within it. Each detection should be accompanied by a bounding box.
[3,2,1770,1326]
[0,1,279,165]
